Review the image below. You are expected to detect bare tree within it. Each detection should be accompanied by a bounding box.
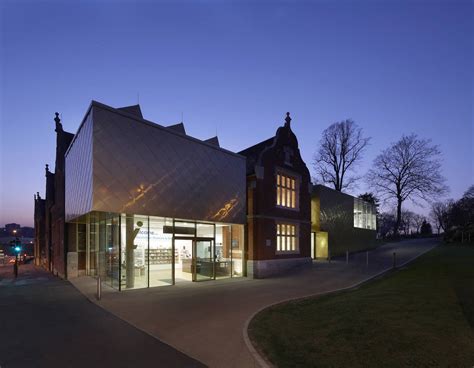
[412,213,425,234]
[313,120,370,192]
[378,212,396,239]
[366,134,447,235]
[464,184,474,199]
[430,201,451,234]
[401,210,414,235]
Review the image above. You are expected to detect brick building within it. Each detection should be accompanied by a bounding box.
[34,101,376,286]
[34,113,74,277]
[239,113,312,277]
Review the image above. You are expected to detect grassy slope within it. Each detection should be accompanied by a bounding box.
[249,245,474,368]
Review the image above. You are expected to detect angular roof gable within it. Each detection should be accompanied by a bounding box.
[204,136,220,147]
[117,104,143,119]
[166,122,186,135]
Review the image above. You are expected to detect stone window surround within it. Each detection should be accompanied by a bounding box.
[275,166,301,212]
[275,221,300,255]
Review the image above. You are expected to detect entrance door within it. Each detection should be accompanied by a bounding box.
[193,239,214,281]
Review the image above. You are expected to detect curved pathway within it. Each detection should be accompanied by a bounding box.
[72,238,438,367]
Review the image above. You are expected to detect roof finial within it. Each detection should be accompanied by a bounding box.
[45,164,49,173]
[285,112,291,127]
[54,112,62,132]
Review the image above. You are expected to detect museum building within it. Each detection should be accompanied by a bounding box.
[34,101,376,290]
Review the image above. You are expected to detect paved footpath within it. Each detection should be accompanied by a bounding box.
[0,264,204,368]
[71,238,439,368]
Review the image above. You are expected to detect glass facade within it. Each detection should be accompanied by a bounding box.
[73,211,245,290]
[353,198,377,230]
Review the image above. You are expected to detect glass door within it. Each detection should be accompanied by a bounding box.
[193,239,214,281]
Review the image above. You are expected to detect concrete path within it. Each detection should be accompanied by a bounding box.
[0,264,204,368]
[71,238,439,368]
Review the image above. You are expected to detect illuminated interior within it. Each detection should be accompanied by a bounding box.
[276,223,298,252]
[353,198,376,230]
[74,211,244,290]
[314,231,328,259]
[276,173,297,208]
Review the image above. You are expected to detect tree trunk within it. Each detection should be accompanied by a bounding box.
[394,199,402,236]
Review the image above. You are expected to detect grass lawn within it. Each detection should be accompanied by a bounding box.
[249,244,474,367]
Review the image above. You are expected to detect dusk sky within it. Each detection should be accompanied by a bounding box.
[1,0,472,227]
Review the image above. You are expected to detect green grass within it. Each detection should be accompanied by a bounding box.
[249,245,474,367]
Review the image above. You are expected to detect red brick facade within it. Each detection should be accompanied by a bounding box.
[34,113,74,278]
[240,113,312,277]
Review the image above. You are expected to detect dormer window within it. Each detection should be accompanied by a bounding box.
[276,172,297,209]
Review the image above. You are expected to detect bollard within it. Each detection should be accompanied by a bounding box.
[346,250,349,264]
[393,252,397,269]
[366,251,369,267]
[97,276,101,300]
[13,260,18,278]
[328,250,331,263]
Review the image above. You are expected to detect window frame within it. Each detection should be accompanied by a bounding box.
[353,198,376,230]
[275,170,299,211]
[276,222,299,254]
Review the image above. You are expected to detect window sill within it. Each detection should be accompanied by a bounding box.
[276,251,300,255]
[276,205,300,212]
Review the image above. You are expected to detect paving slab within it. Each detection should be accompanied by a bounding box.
[70,238,439,368]
[0,264,205,368]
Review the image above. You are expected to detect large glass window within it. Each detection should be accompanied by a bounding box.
[121,214,148,289]
[354,198,376,230]
[87,212,98,277]
[77,223,86,271]
[276,173,297,209]
[197,223,214,238]
[149,216,174,286]
[276,223,298,253]
[79,212,246,289]
[105,215,120,289]
[215,224,231,279]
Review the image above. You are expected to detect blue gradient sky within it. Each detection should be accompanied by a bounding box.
[1,0,472,227]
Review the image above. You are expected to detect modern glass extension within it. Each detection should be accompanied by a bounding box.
[353,198,377,230]
[72,211,245,290]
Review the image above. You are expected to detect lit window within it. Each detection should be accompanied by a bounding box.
[354,198,376,230]
[276,173,297,209]
[276,223,298,252]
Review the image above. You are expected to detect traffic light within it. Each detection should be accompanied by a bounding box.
[10,238,22,254]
